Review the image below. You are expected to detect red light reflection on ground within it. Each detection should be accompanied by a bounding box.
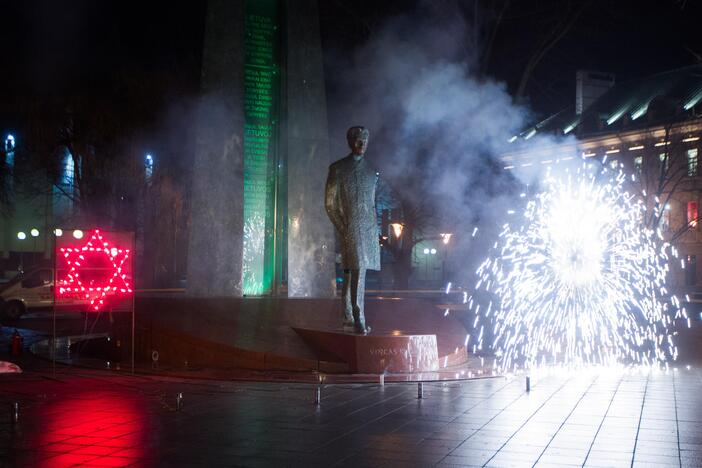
[38,390,148,467]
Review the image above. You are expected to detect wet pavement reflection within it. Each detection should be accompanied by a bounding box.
[2,365,702,467]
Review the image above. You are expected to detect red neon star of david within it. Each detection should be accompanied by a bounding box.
[57,229,133,311]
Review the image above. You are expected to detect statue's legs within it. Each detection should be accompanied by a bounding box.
[341,269,354,327]
[350,268,369,333]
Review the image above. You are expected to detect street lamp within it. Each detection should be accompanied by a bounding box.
[389,222,404,240]
[30,228,39,258]
[439,233,453,285]
[73,229,84,239]
[16,231,26,273]
[5,134,15,152]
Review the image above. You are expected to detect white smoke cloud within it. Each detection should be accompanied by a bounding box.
[325,3,558,282]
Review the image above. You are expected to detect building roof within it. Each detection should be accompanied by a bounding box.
[515,65,702,142]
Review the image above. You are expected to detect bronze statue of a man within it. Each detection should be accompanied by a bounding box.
[325,126,380,334]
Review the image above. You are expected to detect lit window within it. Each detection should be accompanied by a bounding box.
[687,201,698,229]
[659,153,669,171]
[687,148,698,176]
[609,159,619,170]
[661,204,670,231]
[634,156,643,175]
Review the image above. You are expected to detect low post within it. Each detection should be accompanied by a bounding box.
[314,385,321,406]
[176,392,183,411]
[10,402,19,424]
[525,376,531,392]
[379,374,385,387]
[417,382,423,399]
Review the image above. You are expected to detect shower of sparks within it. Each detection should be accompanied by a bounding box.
[472,164,687,371]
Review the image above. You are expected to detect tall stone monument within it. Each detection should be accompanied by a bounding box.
[187,0,335,297]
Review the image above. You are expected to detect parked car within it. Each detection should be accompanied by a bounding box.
[0,268,54,319]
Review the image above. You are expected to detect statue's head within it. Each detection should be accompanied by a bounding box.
[347,126,369,156]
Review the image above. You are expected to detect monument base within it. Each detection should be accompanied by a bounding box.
[293,328,439,373]
[134,296,470,374]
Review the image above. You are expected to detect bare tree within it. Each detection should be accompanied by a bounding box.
[633,123,702,242]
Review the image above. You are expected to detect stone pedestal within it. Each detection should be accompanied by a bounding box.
[293,327,440,373]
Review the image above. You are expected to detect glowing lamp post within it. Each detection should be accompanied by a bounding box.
[16,232,26,272]
[439,233,452,283]
[390,222,404,240]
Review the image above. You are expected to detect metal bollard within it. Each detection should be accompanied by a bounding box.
[417,382,423,399]
[10,402,19,424]
[525,376,531,392]
[314,385,321,406]
[176,392,183,411]
[379,374,385,387]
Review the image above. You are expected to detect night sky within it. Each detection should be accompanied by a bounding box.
[0,1,700,129]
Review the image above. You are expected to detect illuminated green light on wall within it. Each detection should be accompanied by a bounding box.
[242,0,280,295]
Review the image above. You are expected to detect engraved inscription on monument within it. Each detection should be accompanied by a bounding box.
[243,0,279,295]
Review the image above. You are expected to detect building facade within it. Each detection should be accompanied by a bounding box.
[503,66,702,294]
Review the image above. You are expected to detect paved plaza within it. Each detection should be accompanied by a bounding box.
[2,363,702,467]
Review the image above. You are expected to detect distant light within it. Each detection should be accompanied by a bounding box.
[440,233,452,245]
[17,231,26,240]
[110,247,118,257]
[508,135,518,143]
[684,91,702,110]
[582,151,596,158]
[563,120,580,134]
[654,141,670,147]
[54,228,63,237]
[73,229,84,239]
[145,154,154,181]
[524,129,537,140]
[682,136,700,143]
[607,109,626,125]
[423,248,430,255]
[629,145,644,151]
[30,228,39,237]
[631,104,649,120]
[430,248,437,255]
[520,162,533,167]
[503,165,515,170]
[5,134,15,151]
[605,148,620,154]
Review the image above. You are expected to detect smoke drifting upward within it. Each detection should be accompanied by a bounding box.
[324,3,541,282]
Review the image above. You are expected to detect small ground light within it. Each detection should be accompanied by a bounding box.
[17,232,26,240]
[54,229,63,236]
[30,228,39,237]
[73,229,84,239]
